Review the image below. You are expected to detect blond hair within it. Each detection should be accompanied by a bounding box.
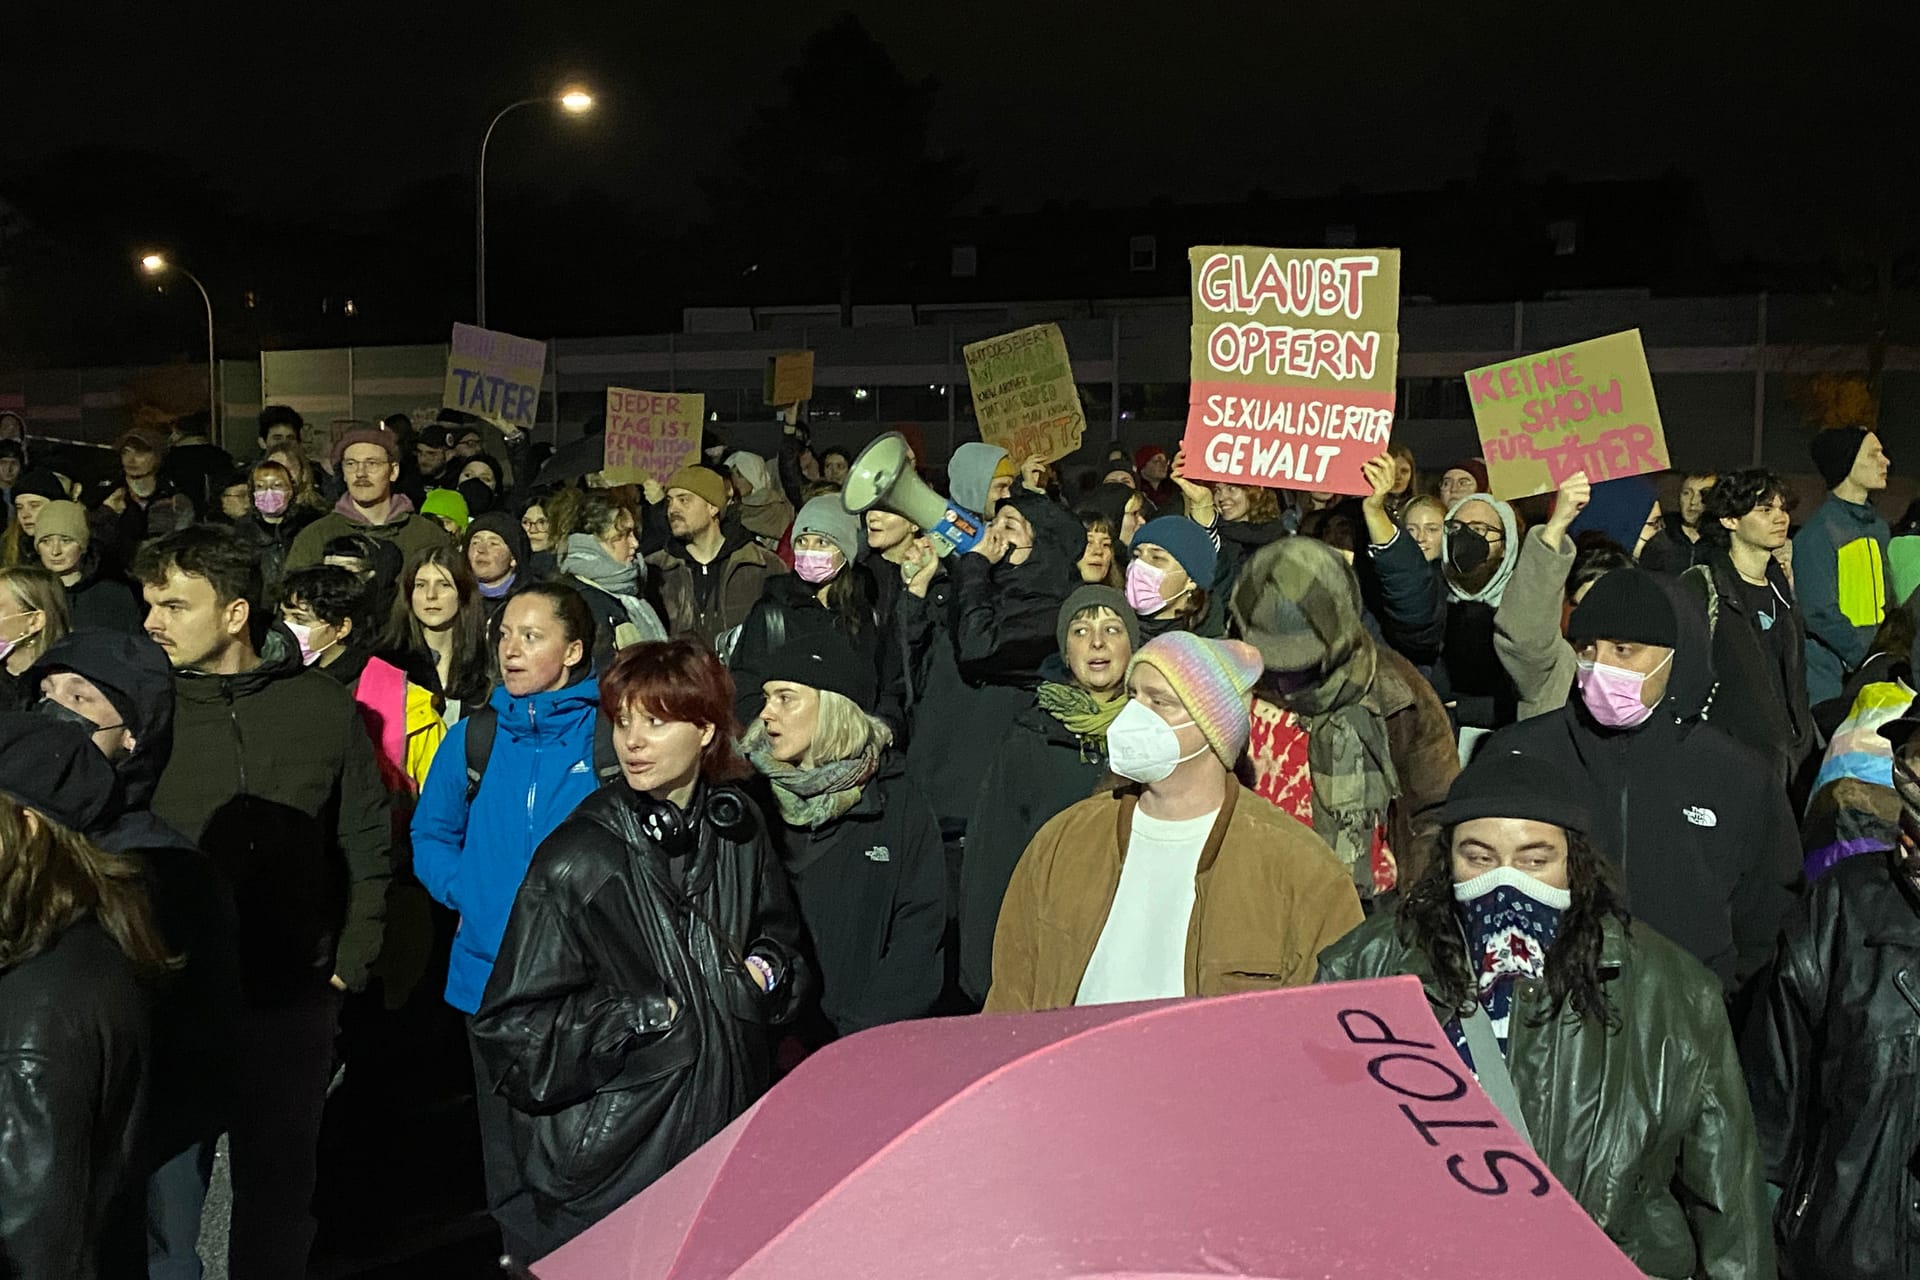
[743,686,892,768]
[0,564,70,666]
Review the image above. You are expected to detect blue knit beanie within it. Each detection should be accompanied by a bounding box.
[1131,516,1218,584]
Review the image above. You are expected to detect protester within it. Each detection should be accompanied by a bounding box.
[1,466,64,568]
[0,439,23,526]
[723,450,795,550]
[0,564,69,710]
[467,510,530,636]
[421,486,470,537]
[1317,748,1770,1280]
[1485,566,1800,992]
[26,632,243,1278]
[411,582,604,1251]
[135,524,392,1278]
[162,409,236,518]
[470,639,809,1258]
[1124,514,1216,639]
[728,494,896,729]
[1231,537,1459,897]
[1383,441,1418,518]
[1074,507,1124,587]
[518,495,555,569]
[1641,469,1716,570]
[1679,468,1813,785]
[380,545,492,721]
[286,426,451,569]
[1795,426,1893,704]
[1490,471,1593,719]
[1203,478,1287,626]
[1742,711,1920,1280]
[232,458,319,590]
[947,441,1013,518]
[257,405,304,458]
[214,467,252,523]
[986,631,1360,1011]
[743,630,944,1040]
[268,445,330,518]
[413,424,454,491]
[1134,443,1176,509]
[1400,494,1446,562]
[646,464,787,646]
[32,499,141,633]
[282,566,446,792]
[959,585,1137,1003]
[1436,458,1488,510]
[0,757,173,1278]
[102,424,187,551]
[560,490,667,664]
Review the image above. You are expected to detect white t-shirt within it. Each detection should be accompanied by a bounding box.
[1074,807,1218,1006]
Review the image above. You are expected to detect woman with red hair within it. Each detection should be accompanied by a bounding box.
[471,638,811,1261]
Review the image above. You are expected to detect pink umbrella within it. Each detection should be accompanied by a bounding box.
[534,976,1638,1279]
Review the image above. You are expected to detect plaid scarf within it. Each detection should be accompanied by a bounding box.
[744,725,879,830]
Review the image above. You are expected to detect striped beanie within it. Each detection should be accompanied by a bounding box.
[1127,631,1264,769]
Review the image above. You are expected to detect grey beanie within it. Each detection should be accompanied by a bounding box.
[794,494,862,563]
[1056,584,1140,654]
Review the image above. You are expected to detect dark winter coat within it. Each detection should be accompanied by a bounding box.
[727,568,903,733]
[941,492,1084,689]
[150,626,393,1002]
[1203,516,1289,635]
[65,568,143,635]
[232,507,320,592]
[1485,577,1802,993]
[647,525,789,648]
[1320,912,1773,1280]
[958,701,1112,1003]
[470,781,809,1255]
[758,756,945,1038]
[1742,848,1920,1280]
[1640,513,1707,574]
[1681,548,1813,786]
[0,921,151,1278]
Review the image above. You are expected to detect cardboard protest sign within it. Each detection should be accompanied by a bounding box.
[602,388,704,485]
[960,323,1088,463]
[763,351,815,407]
[1180,247,1401,496]
[444,323,546,431]
[1466,330,1666,501]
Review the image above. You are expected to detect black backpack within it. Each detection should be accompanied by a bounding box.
[463,704,621,804]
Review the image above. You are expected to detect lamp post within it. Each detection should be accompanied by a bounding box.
[139,253,217,435]
[476,87,595,327]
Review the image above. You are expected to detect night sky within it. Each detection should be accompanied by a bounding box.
[7,0,1912,266]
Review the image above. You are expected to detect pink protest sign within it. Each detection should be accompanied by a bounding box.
[1180,246,1402,496]
[1466,329,1669,501]
[602,388,704,485]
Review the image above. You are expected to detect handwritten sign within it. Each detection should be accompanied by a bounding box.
[763,351,815,407]
[602,388,704,485]
[1180,247,1401,496]
[444,323,546,431]
[1466,330,1667,501]
[961,323,1087,463]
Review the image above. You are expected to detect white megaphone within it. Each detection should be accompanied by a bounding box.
[841,431,986,556]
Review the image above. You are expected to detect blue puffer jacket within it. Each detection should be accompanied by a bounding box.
[412,676,602,1013]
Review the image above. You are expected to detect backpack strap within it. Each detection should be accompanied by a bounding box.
[592,711,621,785]
[464,704,500,805]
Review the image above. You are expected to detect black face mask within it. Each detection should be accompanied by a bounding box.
[36,696,122,737]
[1445,522,1490,575]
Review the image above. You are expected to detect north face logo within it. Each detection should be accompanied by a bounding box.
[1683,806,1717,828]
[864,845,891,863]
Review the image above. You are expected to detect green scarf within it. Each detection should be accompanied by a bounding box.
[1035,682,1127,761]
[746,733,879,830]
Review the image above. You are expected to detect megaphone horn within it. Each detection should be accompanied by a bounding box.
[841,431,986,556]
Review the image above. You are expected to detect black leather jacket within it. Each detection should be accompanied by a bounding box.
[471,780,810,1253]
[0,921,151,1278]
[1743,848,1920,1280]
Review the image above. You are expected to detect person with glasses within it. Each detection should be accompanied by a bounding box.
[1743,712,1920,1280]
[517,496,557,576]
[285,426,451,571]
[1679,469,1812,785]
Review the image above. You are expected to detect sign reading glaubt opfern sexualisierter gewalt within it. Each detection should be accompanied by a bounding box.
[1179,247,1401,496]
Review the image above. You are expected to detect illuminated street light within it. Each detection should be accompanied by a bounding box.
[138,253,218,435]
[476,86,597,326]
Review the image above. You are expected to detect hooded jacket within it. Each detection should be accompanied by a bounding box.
[412,675,604,1014]
[470,781,809,1254]
[1319,912,1772,1280]
[945,492,1083,688]
[63,565,143,635]
[28,629,241,1158]
[1742,849,1920,1280]
[647,525,789,647]
[947,442,1008,515]
[285,494,451,571]
[150,625,393,1002]
[726,452,795,545]
[755,753,945,1038]
[1793,492,1892,704]
[959,700,1113,1002]
[1681,548,1813,784]
[1484,577,1802,992]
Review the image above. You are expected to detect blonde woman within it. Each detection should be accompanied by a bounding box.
[0,565,70,709]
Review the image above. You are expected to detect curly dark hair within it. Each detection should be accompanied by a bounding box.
[1394,824,1631,1031]
[1567,535,1636,605]
[1700,468,1793,546]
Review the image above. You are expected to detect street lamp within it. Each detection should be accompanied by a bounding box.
[475,86,595,327]
[139,253,218,436]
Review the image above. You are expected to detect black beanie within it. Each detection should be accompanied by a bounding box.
[1433,748,1594,836]
[12,467,67,502]
[1809,426,1870,490]
[0,713,119,833]
[467,511,529,569]
[761,629,875,706]
[1567,568,1678,648]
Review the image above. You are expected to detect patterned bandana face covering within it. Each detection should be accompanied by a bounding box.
[1451,865,1571,1054]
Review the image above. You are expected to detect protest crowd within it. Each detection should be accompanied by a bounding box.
[3,381,1918,1280]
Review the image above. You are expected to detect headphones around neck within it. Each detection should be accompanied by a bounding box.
[631,783,754,856]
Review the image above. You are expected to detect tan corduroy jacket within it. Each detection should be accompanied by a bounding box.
[983,781,1364,1013]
